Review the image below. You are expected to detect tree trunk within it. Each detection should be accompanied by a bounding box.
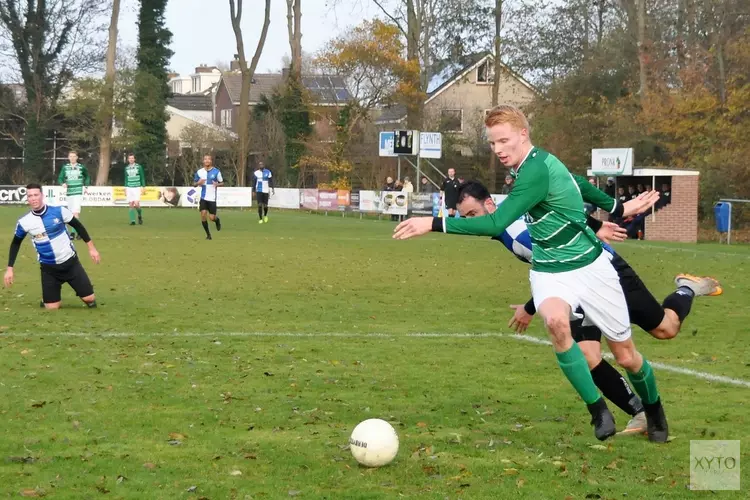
[637,0,648,100]
[229,0,271,186]
[488,0,502,193]
[286,0,302,80]
[97,0,121,186]
[406,0,422,130]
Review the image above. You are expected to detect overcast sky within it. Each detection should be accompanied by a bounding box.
[118,0,379,75]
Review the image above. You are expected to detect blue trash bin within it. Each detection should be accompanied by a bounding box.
[714,202,731,233]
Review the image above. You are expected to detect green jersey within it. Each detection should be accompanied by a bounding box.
[125,163,146,188]
[57,163,91,196]
[441,147,603,273]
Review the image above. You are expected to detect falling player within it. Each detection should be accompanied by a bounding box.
[193,154,223,240]
[124,153,146,225]
[57,151,91,240]
[456,180,721,434]
[394,105,669,442]
[5,183,101,309]
[254,161,274,223]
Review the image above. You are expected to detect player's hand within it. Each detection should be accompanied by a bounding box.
[393,217,433,240]
[508,304,533,333]
[622,190,660,217]
[3,268,14,288]
[88,246,101,264]
[596,221,627,244]
[61,183,67,190]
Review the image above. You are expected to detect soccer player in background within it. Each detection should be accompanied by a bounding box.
[193,154,223,240]
[57,151,91,240]
[456,180,721,435]
[5,183,101,309]
[254,161,274,223]
[394,105,668,443]
[124,153,146,225]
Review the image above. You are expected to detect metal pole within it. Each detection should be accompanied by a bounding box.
[52,131,57,177]
[728,202,732,245]
[397,156,401,181]
[416,153,421,193]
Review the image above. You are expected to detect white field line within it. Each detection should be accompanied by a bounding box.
[4,331,750,389]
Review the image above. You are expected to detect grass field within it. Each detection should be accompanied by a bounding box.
[1,207,749,499]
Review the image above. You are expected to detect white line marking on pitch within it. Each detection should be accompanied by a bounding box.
[5,331,749,389]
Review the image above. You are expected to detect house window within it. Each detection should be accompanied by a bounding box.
[440,109,463,133]
[221,109,232,128]
[477,61,494,83]
[192,76,200,93]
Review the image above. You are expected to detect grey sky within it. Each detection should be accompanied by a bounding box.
[119,0,378,76]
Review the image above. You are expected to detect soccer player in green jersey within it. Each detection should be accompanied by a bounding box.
[58,151,91,240]
[394,105,668,443]
[124,153,146,225]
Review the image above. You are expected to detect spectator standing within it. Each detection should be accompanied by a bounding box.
[500,175,514,194]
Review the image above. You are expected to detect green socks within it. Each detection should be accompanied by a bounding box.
[556,343,601,405]
[627,358,660,405]
[129,208,136,223]
[137,207,142,217]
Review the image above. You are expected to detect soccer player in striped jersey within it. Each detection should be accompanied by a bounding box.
[4,183,101,309]
[456,180,721,435]
[254,162,274,223]
[193,154,223,240]
[394,105,668,442]
[57,151,91,240]
[124,153,146,225]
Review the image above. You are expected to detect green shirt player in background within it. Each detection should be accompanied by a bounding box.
[393,105,669,443]
[57,150,91,240]
[124,153,146,225]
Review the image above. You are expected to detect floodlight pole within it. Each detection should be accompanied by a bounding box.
[416,154,421,193]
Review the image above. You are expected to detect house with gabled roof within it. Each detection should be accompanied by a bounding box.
[374,53,537,154]
[213,71,352,142]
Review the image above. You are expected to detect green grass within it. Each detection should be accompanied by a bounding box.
[1,207,749,498]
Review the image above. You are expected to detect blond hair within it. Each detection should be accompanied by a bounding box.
[484,105,530,131]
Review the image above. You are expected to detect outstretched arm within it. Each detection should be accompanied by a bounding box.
[5,224,26,287]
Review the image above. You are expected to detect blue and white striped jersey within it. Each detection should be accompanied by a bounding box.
[194,167,223,202]
[492,211,615,264]
[254,168,272,193]
[14,205,76,265]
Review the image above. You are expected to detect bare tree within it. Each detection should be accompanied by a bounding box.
[488,0,502,192]
[286,0,302,79]
[97,0,121,185]
[229,0,271,186]
[0,0,108,180]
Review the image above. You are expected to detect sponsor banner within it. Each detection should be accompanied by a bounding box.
[269,188,300,209]
[300,189,318,210]
[349,191,360,209]
[591,147,633,176]
[0,185,27,204]
[410,193,433,215]
[44,186,114,207]
[359,190,380,212]
[381,191,408,216]
[113,186,176,207]
[317,190,338,210]
[217,187,252,207]
[337,190,350,211]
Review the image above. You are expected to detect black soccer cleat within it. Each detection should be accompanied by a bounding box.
[130,221,136,226]
[206,234,212,240]
[138,216,143,225]
[587,398,616,441]
[215,218,221,231]
[643,398,669,443]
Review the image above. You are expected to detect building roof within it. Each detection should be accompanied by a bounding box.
[220,73,351,105]
[374,54,537,125]
[167,94,213,111]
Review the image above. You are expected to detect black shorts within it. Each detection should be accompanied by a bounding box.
[571,253,665,343]
[199,199,217,215]
[256,192,269,205]
[445,199,458,210]
[40,256,94,304]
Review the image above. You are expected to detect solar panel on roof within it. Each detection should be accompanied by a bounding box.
[335,89,349,101]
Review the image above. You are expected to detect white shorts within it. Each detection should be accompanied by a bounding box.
[126,187,142,203]
[530,252,631,342]
[66,195,82,214]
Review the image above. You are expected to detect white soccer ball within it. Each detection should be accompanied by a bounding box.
[349,418,399,468]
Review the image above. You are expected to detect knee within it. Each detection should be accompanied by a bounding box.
[613,346,639,371]
[651,326,678,340]
[544,314,569,336]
